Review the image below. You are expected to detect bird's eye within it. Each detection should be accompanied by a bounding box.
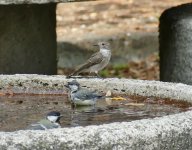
[102,43,104,45]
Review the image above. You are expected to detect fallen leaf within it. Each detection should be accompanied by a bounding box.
[0,92,5,96]
[7,90,14,97]
[124,103,145,106]
[111,96,126,101]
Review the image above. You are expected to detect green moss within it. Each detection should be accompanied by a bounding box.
[113,64,129,70]
[99,70,110,77]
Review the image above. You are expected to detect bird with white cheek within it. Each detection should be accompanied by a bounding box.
[26,111,62,130]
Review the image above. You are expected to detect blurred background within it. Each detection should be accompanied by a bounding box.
[56,0,190,80]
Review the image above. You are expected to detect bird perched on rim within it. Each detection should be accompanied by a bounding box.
[65,80,103,106]
[26,111,62,130]
[67,41,111,78]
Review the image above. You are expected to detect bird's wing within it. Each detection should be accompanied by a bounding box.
[75,89,103,100]
[38,119,60,129]
[26,119,60,130]
[69,52,103,76]
[26,123,45,130]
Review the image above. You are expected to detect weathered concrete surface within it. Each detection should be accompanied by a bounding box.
[0,111,192,150]
[0,74,192,102]
[0,0,95,5]
[0,4,57,74]
[1,74,192,149]
[57,32,158,68]
[159,3,192,85]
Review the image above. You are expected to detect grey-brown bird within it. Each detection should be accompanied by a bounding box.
[67,42,111,78]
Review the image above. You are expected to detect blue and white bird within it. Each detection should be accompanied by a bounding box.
[27,111,62,130]
[65,80,103,106]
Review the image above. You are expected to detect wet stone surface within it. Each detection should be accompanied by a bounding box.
[0,94,191,132]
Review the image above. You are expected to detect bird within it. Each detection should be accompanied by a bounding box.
[26,111,62,130]
[64,80,103,106]
[67,41,111,78]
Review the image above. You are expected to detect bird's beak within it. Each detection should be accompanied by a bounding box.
[93,44,99,46]
[59,115,64,118]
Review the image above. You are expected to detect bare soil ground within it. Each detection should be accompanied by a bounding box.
[57,0,191,41]
[56,0,191,80]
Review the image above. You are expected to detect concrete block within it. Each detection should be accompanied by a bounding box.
[0,4,57,74]
[159,3,192,84]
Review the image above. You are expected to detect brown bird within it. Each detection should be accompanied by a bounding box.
[67,42,111,78]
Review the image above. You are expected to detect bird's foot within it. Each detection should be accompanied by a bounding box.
[66,75,72,79]
[95,73,103,79]
[71,103,76,110]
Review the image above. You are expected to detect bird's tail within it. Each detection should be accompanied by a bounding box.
[66,68,82,78]
[67,62,90,78]
[67,70,80,78]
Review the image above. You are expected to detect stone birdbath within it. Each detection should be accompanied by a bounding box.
[1,1,192,150]
[0,75,192,149]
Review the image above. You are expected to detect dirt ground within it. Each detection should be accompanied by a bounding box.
[56,0,191,41]
[56,0,191,80]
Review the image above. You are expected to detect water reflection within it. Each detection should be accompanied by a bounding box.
[0,95,190,131]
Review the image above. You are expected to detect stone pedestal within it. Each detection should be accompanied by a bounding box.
[0,0,90,74]
[159,3,192,84]
[0,4,57,74]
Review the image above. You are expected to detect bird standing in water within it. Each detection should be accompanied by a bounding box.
[67,42,111,78]
[27,111,62,130]
[65,80,103,106]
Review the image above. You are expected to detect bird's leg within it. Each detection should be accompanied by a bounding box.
[95,71,102,78]
[92,104,96,112]
[88,71,93,78]
[87,72,96,78]
[71,102,76,110]
[66,75,72,79]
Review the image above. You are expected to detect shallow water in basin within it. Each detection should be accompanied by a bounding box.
[0,94,191,131]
